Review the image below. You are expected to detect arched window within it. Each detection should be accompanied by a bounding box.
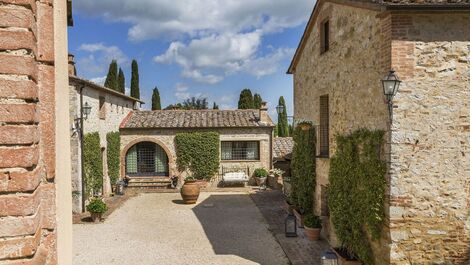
[126,142,169,176]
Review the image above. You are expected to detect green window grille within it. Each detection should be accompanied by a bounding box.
[126,145,138,174]
[125,142,169,176]
[221,141,260,161]
[155,145,168,174]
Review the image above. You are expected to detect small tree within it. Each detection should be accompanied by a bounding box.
[118,68,125,93]
[213,102,219,110]
[238,89,254,109]
[277,96,289,137]
[104,60,118,91]
[151,87,161,110]
[130,59,140,99]
[253,93,263,109]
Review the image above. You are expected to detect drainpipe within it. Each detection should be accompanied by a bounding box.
[79,85,86,212]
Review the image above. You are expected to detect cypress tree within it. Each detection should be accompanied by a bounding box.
[253,93,263,109]
[277,96,289,137]
[151,87,161,110]
[238,89,254,109]
[118,68,125,93]
[130,59,140,99]
[213,102,219,110]
[104,60,118,91]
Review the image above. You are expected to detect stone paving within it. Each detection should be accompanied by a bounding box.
[251,190,330,265]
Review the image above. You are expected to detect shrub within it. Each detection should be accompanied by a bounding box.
[106,132,120,186]
[290,122,316,214]
[254,168,268,178]
[328,129,386,265]
[175,132,220,180]
[86,198,108,214]
[83,132,103,197]
[303,214,322,229]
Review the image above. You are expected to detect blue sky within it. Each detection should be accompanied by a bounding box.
[69,0,315,120]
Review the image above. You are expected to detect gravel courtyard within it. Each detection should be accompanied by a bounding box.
[73,192,290,265]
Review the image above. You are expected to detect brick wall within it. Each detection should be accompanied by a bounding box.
[0,0,58,263]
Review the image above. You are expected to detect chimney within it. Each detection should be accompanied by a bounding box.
[259,101,269,124]
[68,54,76,76]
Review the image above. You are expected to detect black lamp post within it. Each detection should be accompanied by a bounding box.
[381,70,401,119]
[285,213,297,237]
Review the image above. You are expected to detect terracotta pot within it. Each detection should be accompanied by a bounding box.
[333,248,362,265]
[255,177,267,186]
[304,226,321,240]
[293,208,304,228]
[180,181,200,204]
[194,179,208,188]
[90,212,102,223]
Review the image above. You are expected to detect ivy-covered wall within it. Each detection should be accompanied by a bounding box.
[83,132,103,197]
[290,123,316,214]
[174,132,220,180]
[328,129,386,265]
[106,132,120,186]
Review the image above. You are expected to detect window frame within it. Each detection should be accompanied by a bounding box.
[221,141,261,161]
[320,19,330,54]
[319,95,330,158]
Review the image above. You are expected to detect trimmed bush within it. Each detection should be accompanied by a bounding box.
[328,129,386,265]
[83,132,102,197]
[86,198,108,214]
[106,132,120,186]
[254,168,268,178]
[175,132,220,180]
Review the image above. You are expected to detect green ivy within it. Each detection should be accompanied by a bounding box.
[290,122,316,214]
[83,132,103,197]
[328,129,386,265]
[106,132,120,186]
[175,132,220,180]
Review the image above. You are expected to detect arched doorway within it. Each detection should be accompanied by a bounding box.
[125,142,169,177]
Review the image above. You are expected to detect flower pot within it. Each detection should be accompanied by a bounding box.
[194,179,208,188]
[333,248,362,265]
[293,208,304,228]
[255,177,267,186]
[304,226,321,240]
[268,175,279,189]
[299,123,312,131]
[90,212,102,223]
[180,181,200,204]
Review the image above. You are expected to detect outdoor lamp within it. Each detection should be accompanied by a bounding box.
[82,102,92,120]
[321,250,338,265]
[276,104,285,115]
[285,213,297,237]
[381,70,401,117]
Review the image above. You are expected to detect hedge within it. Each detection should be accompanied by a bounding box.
[290,122,316,214]
[106,132,120,186]
[328,129,386,265]
[83,132,103,197]
[175,132,220,180]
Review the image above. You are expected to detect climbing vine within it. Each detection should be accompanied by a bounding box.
[290,122,316,214]
[83,132,103,197]
[175,132,220,180]
[328,129,386,265]
[106,132,120,186]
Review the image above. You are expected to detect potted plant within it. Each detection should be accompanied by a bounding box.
[269,168,284,189]
[86,198,108,223]
[254,168,268,187]
[180,176,200,204]
[332,248,362,265]
[303,214,322,240]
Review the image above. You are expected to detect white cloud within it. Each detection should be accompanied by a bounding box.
[174,83,190,100]
[77,43,128,77]
[89,76,106,85]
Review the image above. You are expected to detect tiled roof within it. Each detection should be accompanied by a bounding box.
[377,0,470,5]
[273,137,294,160]
[121,110,274,129]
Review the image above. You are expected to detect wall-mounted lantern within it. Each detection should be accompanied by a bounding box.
[285,213,298,237]
[82,102,92,120]
[381,70,401,119]
[276,104,285,115]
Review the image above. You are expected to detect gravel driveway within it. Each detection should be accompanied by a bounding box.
[73,192,290,265]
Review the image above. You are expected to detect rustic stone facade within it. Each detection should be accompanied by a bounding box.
[0,0,70,263]
[69,76,141,212]
[290,0,470,264]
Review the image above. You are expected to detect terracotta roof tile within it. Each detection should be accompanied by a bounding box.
[273,137,294,160]
[121,110,274,129]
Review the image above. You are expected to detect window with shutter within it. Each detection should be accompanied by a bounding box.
[319,95,329,157]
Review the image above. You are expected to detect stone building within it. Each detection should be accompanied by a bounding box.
[0,0,73,263]
[68,58,143,212]
[288,0,469,264]
[273,137,293,178]
[119,106,274,187]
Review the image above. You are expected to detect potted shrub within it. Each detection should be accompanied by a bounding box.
[180,176,200,204]
[303,214,322,240]
[86,198,108,223]
[254,168,268,187]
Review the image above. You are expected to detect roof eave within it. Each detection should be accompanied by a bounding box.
[120,125,276,130]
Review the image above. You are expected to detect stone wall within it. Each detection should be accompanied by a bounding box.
[69,80,136,212]
[389,13,470,265]
[0,0,59,263]
[120,127,273,184]
[293,2,391,264]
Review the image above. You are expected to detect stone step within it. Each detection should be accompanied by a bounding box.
[128,177,171,184]
[127,182,170,188]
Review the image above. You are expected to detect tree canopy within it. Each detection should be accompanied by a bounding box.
[165,97,209,110]
[118,68,125,93]
[130,60,140,99]
[277,96,289,137]
[151,87,161,110]
[253,93,263,109]
[104,60,118,91]
[238,89,254,109]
